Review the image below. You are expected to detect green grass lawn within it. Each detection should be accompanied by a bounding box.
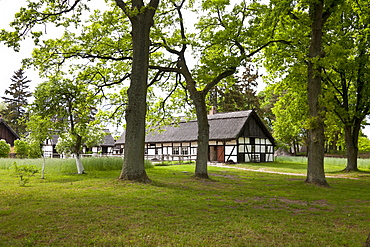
[231,156,370,178]
[0,157,369,246]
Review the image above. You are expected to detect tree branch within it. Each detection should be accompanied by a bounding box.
[149,65,181,73]
[246,39,291,58]
[203,67,236,93]
[21,0,83,36]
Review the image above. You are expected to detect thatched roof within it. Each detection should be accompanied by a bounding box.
[116,110,274,145]
[100,129,115,147]
[50,135,59,145]
[48,129,115,147]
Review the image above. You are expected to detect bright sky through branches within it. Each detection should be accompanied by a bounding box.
[0,0,369,137]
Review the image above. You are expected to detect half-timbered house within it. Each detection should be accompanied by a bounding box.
[43,130,116,157]
[115,110,275,163]
[85,129,116,155]
[0,116,19,146]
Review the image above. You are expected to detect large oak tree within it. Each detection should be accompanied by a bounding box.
[259,0,341,186]
[149,0,289,178]
[1,0,160,181]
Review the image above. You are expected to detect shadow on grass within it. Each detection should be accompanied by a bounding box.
[326,169,370,175]
[241,162,307,170]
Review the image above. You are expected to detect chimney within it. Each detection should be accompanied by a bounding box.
[209,106,217,116]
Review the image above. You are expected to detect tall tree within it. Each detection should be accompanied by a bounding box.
[258,0,341,186]
[305,0,340,186]
[114,0,159,182]
[321,0,370,171]
[1,69,32,136]
[150,0,288,178]
[1,0,160,182]
[261,0,368,174]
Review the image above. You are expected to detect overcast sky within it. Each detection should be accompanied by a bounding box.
[0,1,38,98]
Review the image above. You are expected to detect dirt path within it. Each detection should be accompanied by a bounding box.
[209,163,359,179]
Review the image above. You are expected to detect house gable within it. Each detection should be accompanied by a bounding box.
[239,111,274,145]
[0,119,20,146]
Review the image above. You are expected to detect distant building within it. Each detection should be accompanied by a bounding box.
[43,130,116,158]
[115,110,275,163]
[43,135,60,158]
[0,116,19,146]
[85,129,116,155]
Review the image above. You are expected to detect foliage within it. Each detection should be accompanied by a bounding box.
[11,162,39,186]
[14,139,29,158]
[26,114,53,158]
[257,0,369,174]
[358,136,370,152]
[0,140,10,158]
[31,77,106,174]
[27,141,43,158]
[0,101,6,112]
[212,66,261,113]
[12,137,42,159]
[270,81,308,154]
[0,69,32,136]
[55,126,105,155]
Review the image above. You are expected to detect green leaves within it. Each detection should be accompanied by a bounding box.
[30,74,105,157]
[0,140,10,158]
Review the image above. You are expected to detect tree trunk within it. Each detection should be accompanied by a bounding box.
[292,139,297,156]
[75,153,85,174]
[41,154,46,179]
[305,1,329,187]
[343,120,361,172]
[193,91,209,179]
[119,5,155,182]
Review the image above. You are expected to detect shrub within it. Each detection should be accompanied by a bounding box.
[0,140,10,158]
[28,142,42,158]
[11,162,39,186]
[144,159,154,169]
[14,140,29,158]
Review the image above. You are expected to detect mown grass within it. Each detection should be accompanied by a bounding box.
[231,156,370,178]
[0,157,369,246]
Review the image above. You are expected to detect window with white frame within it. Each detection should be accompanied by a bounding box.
[173,147,179,155]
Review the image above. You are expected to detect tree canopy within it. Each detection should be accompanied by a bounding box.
[31,76,105,174]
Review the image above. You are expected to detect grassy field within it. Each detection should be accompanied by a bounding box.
[0,157,369,246]
[231,156,370,178]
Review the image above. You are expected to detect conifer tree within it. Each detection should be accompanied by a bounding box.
[1,69,32,136]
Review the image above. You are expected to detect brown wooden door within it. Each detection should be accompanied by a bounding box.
[217,146,225,162]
